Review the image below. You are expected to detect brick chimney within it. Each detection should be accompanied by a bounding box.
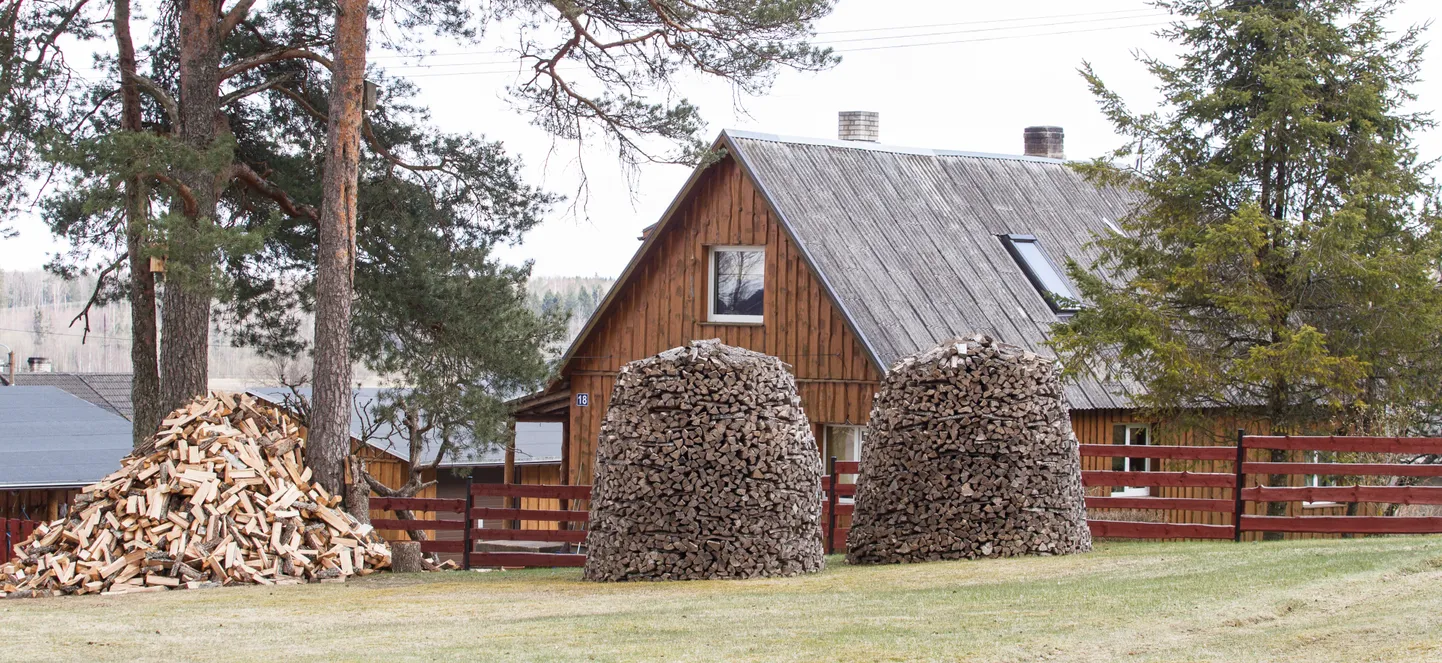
[838,111,879,142]
[27,357,53,373]
[1023,126,1065,159]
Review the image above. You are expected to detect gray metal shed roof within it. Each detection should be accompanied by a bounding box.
[0,373,134,419]
[247,388,561,467]
[726,131,1136,409]
[0,386,135,489]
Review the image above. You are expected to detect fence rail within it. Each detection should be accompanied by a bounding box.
[370,479,592,569]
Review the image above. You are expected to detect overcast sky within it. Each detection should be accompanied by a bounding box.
[2,0,1439,277]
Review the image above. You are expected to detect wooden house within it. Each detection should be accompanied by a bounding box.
[513,115,1351,532]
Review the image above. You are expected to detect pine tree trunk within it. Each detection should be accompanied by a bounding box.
[115,0,162,447]
[310,0,368,501]
[160,0,223,414]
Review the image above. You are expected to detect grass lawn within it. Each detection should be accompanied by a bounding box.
[3,537,1442,662]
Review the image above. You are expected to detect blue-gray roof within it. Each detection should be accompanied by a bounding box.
[0,386,134,489]
[247,387,561,467]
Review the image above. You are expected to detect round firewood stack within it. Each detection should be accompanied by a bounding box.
[846,335,1091,565]
[584,340,825,581]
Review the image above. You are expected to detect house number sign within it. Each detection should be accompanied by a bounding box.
[576,393,590,407]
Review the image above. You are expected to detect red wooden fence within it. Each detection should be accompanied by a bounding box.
[1079,442,1241,541]
[370,479,590,569]
[2,518,40,565]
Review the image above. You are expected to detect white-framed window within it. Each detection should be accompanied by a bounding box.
[708,246,765,323]
[1111,423,1152,497]
[823,425,864,500]
[1303,450,1340,508]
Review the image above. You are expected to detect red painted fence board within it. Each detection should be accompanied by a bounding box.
[370,497,467,513]
[471,507,590,522]
[1241,485,1442,505]
[834,461,860,474]
[472,528,589,544]
[471,483,592,500]
[420,540,466,554]
[471,552,587,568]
[1241,515,1442,534]
[370,518,467,531]
[1082,471,1237,488]
[1079,444,1238,461]
[1244,435,1442,455]
[1088,520,1234,540]
[1085,496,1235,512]
[1241,462,1442,478]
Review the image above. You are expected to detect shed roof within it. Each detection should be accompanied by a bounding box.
[0,386,135,489]
[247,388,561,468]
[0,372,133,419]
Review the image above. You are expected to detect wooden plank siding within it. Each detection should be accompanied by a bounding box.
[564,155,882,485]
[356,443,438,542]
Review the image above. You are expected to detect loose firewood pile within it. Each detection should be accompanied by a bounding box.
[585,340,825,581]
[847,335,1091,565]
[1,392,391,598]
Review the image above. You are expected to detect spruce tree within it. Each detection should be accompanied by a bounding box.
[1053,0,1442,526]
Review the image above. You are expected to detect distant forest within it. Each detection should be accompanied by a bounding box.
[0,270,615,377]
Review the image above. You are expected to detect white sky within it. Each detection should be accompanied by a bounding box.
[1,0,1439,277]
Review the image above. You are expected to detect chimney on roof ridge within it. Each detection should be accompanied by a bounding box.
[1023,126,1065,159]
[838,111,879,142]
[27,357,52,373]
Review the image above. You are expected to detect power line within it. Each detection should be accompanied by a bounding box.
[397,21,1170,78]
[370,7,1164,65]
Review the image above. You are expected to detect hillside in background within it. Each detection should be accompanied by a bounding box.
[0,270,615,376]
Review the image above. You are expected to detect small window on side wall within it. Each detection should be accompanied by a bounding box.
[999,234,1079,315]
[1111,423,1152,497]
[710,246,764,323]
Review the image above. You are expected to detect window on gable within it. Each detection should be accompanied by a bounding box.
[1000,234,1079,314]
[709,246,765,323]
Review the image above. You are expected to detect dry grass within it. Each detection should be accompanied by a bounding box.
[3,537,1442,662]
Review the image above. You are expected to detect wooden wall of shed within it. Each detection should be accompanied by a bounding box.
[1072,409,1364,541]
[565,155,883,485]
[355,444,437,541]
[0,489,78,522]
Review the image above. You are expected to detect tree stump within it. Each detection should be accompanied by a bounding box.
[391,541,424,573]
[584,340,825,581]
[846,335,1092,565]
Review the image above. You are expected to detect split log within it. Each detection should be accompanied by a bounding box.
[0,392,391,599]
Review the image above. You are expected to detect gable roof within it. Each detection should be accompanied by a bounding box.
[558,130,1136,410]
[0,386,135,490]
[0,372,134,419]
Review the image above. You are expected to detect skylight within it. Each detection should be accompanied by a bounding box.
[1000,234,1079,314]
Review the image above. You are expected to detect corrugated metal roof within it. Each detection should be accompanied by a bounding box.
[0,386,134,489]
[247,388,561,467]
[727,130,1136,410]
[0,373,134,419]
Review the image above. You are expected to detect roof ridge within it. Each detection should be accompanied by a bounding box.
[723,129,1067,165]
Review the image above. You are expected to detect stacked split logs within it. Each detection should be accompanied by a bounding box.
[847,335,1091,564]
[585,340,824,581]
[1,393,391,598]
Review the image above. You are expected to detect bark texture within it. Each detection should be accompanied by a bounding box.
[309,0,368,500]
[160,0,224,414]
[115,0,162,447]
[846,335,1092,565]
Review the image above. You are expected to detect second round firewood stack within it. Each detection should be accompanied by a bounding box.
[846,335,1092,564]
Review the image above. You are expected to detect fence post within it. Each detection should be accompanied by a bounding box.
[1233,429,1246,542]
[462,475,475,571]
[826,456,838,555]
